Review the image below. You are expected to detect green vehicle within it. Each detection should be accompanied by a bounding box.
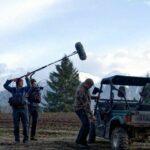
[92,75,150,150]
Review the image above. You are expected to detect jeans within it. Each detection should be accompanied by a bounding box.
[75,109,90,145]
[88,122,96,143]
[12,108,29,142]
[28,106,38,138]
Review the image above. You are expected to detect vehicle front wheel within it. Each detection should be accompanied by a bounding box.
[111,127,129,150]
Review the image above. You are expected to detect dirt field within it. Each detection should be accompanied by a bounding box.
[0,113,150,150]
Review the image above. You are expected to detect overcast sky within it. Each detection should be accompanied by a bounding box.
[0,0,150,83]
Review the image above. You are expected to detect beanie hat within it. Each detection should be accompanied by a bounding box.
[30,78,36,84]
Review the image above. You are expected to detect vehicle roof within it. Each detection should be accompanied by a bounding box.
[101,75,150,86]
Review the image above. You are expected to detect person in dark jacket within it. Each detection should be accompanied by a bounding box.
[3,73,31,144]
[28,78,42,141]
[74,78,96,148]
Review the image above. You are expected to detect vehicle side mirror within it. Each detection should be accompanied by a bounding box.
[92,87,102,94]
[118,86,126,98]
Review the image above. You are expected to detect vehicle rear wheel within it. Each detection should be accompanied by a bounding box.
[111,127,129,150]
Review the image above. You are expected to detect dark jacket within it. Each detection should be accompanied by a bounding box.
[28,86,42,106]
[3,77,31,107]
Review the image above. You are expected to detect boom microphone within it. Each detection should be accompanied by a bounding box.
[75,42,87,60]
[18,42,87,79]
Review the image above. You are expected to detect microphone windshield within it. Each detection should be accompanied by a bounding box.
[75,42,87,60]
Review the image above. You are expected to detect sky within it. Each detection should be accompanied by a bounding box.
[0,0,150,84]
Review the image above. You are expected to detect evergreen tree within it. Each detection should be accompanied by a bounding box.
[45,56,80,112]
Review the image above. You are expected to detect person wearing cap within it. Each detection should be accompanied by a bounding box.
[3,72,31,144]
[74,78,96,148]
[28,78,43,141]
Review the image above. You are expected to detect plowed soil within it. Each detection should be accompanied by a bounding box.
[0,113,149,150]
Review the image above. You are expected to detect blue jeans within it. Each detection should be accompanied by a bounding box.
[75,109,90,145]
[12,108,29,142]
[28,105,38,138]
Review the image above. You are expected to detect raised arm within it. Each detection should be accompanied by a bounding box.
[3,80,14,93]
[24,77,31,92]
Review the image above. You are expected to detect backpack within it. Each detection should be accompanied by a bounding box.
[28,87,41,103]
[8,88,26,108]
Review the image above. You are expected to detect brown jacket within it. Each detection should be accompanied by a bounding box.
[74,83,93,117]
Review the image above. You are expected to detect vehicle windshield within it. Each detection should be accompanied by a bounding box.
[112,85,142,102]
[100,84,148,103]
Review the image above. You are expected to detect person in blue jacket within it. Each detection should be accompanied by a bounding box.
[3,72,31,144]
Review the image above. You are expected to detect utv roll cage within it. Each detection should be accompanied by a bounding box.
[100,75,150,86]
[98,75,150,108]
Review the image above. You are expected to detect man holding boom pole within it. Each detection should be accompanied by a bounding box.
[28,78,43,141]
[3,72,31,144]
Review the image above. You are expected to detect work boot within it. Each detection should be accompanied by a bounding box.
[76,141,90,149]
[30,136,38,141]
[14,141,20,145]
[23,140,29,145]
